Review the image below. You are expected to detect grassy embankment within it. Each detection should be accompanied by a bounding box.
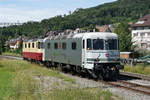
[122,63,150,75]
[0,59,120,100]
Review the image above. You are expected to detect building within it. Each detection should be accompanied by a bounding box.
[131,14,150,51]
[74,28,86,33]
[96,25,114,32]
[9,37,22,50]
[9,40,21,50]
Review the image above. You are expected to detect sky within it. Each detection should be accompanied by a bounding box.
[0,0,116,23]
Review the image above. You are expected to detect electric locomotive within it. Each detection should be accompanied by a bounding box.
[42,32,123,80]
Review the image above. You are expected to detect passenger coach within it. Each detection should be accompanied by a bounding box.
[22,39,44,62]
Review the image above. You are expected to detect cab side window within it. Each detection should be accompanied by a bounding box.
[83,40,85,49]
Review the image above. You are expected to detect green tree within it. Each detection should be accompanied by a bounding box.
[0,32,3,55]
[114,22,132,51]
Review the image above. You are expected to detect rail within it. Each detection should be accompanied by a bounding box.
[120,71,150,81]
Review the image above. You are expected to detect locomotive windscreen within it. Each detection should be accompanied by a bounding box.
[105,39,118,50]
[93,39,104,50]
[87,39,104,50]
[87,39,118,50]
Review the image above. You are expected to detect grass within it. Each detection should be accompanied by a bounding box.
[122,63,150,75]
[0,59,120,100]
[2,52,21,57]
[47,88,113,100]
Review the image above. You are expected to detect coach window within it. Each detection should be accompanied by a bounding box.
[38,42,44,49]
[87,39,92,50]
[62,42,66,49]
[28,43,30,48]
[25,43,27,48]
[47,43,50,49]
[38,42,40,49]
[72,42,76,50]
[32,43,34,48]
[54,43,58,49]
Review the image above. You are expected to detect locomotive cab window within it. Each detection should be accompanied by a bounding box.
[47,43,50,49]
[62,42,66,49]
[83,40,85,49]
[105,39,118,50]
[93,39,104,50]
[54,43,58,49]
[72,42,76,50]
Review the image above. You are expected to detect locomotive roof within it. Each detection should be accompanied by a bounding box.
[73,32,118,39]
[44,32,118,40]
[23,39,43,42]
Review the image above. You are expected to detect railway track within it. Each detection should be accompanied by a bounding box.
[0,55,23,60]
[103,80,150,96]
[120,71,150,81]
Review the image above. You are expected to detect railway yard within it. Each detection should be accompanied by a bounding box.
[1,55,150,100]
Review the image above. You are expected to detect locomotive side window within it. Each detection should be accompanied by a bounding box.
[28,43,30,48]
[54,43,58,49]
[47,43,50,49]
[93,39,104,50]
[87,39,92,50]
[32,43,34,48]
[83,40,85,49]
[62,42,66,49]
[72,42,76,50]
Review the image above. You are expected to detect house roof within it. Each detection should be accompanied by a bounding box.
[132,14,150,27]
[96,25,112,32]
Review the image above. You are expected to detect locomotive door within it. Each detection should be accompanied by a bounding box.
[82,39,86,67]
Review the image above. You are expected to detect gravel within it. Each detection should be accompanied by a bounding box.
[62,73,150,100]
[34,71,150,100]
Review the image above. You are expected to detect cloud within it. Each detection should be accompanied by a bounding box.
[0,0,116,23]
[0,7,67,23]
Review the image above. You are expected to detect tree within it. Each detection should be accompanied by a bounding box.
[0,32,3,55]
[114,22,132,51]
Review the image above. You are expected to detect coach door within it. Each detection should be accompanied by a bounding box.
[82,39,86,67]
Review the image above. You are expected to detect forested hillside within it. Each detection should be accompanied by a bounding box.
[0,0,150,40]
